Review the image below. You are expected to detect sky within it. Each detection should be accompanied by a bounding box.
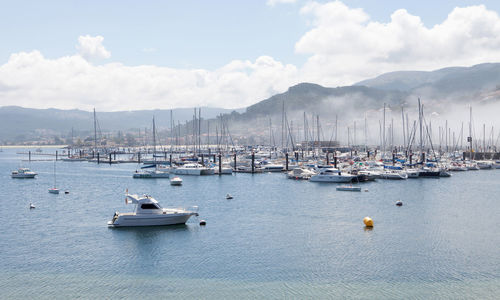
[2,0,500,111]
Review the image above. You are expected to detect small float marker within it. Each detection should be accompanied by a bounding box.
[65,191,69,194]
[363,217,373,227]
[199,220,207,226]
[396,200,403,206]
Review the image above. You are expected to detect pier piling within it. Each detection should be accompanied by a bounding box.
[251,152,255,173]
[218,154,222,175]
[285,153,289,171]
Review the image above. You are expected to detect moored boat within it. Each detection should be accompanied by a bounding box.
[336,185,361,191]
[108,192,198,227]
[11,168,37,178]
[170,176,183,185]
[309,168,355,183]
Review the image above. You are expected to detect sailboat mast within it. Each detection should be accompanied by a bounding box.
[317,115,320,155]
[401,106,405,151]
[198,108,202,153]
[382,103,386,158]
[54,159,57,188]
[353,121,356,147]
[281,99,285,149]
[93,108,97,151]
[152,116,156,153]
[170,110,173,153]
[469,106,473,156]
[418,98,423,159]
[364,115,367,152]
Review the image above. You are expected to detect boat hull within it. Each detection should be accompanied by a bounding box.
[170,168,202,175]
[133,172,169,178]
[11,174,37,178]
[109,213,195,227]
[336,186,361,191]
[309,175,354,183]
[49,188,60,194]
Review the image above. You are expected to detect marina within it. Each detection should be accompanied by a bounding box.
[2,146,500,298]
[4,1,500,298]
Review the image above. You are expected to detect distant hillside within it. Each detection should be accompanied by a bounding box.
[0,106,243,140]
[239,83,408,120]
[355,63,500,102]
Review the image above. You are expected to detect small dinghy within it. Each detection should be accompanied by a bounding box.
[49,188,60,194]
[29,202,35,209]
[170,176,183,186]
[336,185,361,192]
[226,193,233,199]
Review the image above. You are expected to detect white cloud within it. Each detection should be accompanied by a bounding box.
[0,51,298,111]
[77,35,111,60]
[267,0,296,7]
[2,2,500,111]
[297,1,500,86]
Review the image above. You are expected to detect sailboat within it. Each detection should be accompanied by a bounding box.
[133,116,169,178]
[49,160,60,194]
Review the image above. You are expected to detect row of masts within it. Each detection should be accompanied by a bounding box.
[83,101,499,157]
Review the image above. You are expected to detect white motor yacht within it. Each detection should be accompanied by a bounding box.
[309,168,355,183]
[379,170,408,180]
[448,162,468,171]
[170,163,214,175]
[466,162,480,170]
[406,169,420,178]
[287,167,316,180]
[477,161,493,169]
[11,168,37,178]
[133,168,170,178]
[170,176,183,186]
[260,162,284,172]
[108,192,198,227]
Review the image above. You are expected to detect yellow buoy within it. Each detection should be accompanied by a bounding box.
[363,217,373,227]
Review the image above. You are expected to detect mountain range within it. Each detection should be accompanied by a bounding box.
[2,62,500,142]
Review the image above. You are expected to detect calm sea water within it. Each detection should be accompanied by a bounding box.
[1,148,499,299]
